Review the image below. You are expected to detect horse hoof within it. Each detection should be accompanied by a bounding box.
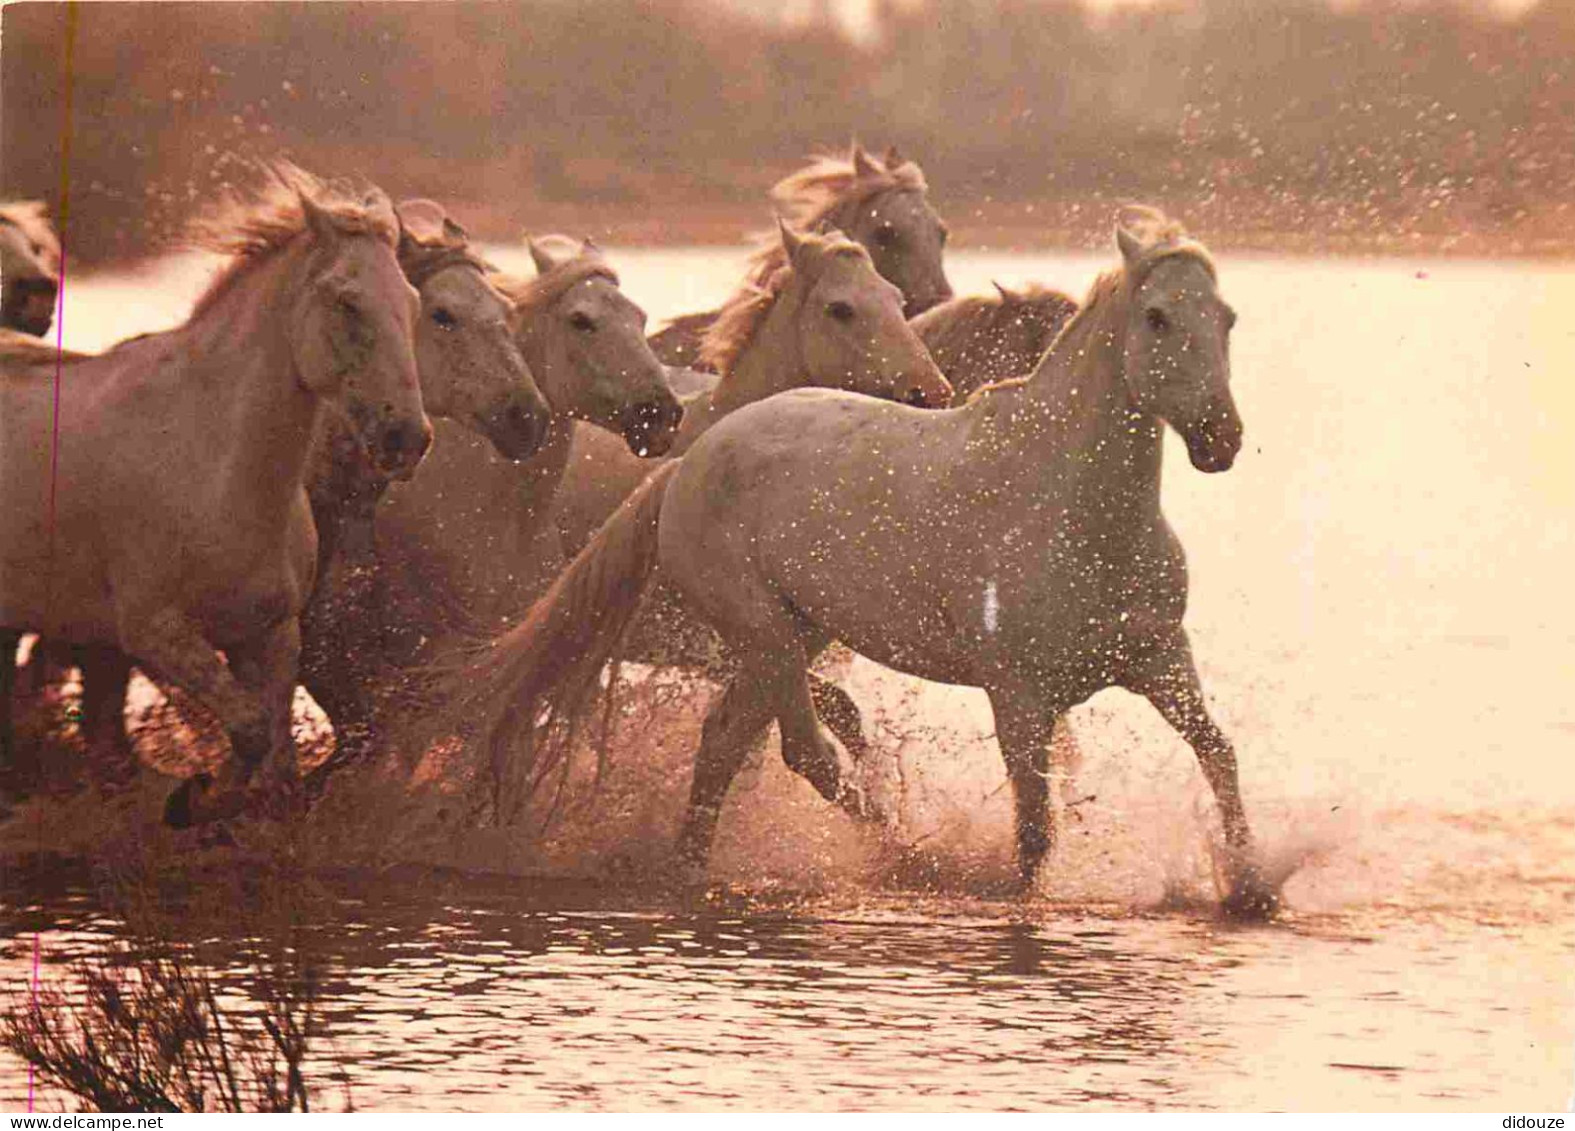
[1221,872,1280,921]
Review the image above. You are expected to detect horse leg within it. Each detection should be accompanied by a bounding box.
[223,618,304,818]
[808,673,870,763]
[114,607,270,827]
[1124,632,1275,919]
[773,643,872,822]
[78,646,135,781]
[675,670,778,880]
[986,688,1062,892]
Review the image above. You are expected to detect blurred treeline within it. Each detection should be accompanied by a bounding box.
[4,0,1572,261]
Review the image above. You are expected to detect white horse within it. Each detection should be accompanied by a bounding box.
[0,169,431,825]
[445,207,1274,918]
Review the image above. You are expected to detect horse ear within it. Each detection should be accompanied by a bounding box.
[299,191,336,242]
[442,216,469,243]
[852,143,881,179]
[363,187,397,235]
[992,280,1017,305]
[527,237,556,276]
[397,199,447,248]
[581,235,600,253]
[778,217,807,268]
[883,145,904,169]
[1116,204,1167,264]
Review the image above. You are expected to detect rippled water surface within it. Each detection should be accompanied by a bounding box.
[2,249,1573,1110]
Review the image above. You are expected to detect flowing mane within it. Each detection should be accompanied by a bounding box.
[491,236,619,311]
[968,225,1215,405]
[185,164,398,319]
[915,282,1078,392]
[697,230,866,376]
[774,146,928,230]
[739,146,930,289]
[395,200,491,287]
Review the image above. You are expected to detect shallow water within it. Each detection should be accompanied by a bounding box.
[1,248,1572,1110]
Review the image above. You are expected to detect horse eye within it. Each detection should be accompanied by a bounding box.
[1145,307,1170,334]
[873,222,898,248]
[938,225,950,246]
[569,311,596,333]
[826,300,856,323]
[1224,309,1238,331]
[432,307,457,331]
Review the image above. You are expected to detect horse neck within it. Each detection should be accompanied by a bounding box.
[969,287,1164,519]
[181,243,322,522]
[706,289,804,417]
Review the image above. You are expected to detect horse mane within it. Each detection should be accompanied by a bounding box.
[738,146,930,289]
[396,202,491,288]
[697,230,866,375]
[917,283,1078,375]
[774,146,928,230]
[699,273,783,375]
[967,229,1214,405]
[185,163,398,319]
[491,236,619,312]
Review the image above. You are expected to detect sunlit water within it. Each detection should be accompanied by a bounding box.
[2,247,1572,1110]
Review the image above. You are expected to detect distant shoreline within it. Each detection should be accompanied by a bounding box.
[71,196,1575,270]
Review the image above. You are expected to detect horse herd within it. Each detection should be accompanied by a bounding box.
[0,145,1274,917]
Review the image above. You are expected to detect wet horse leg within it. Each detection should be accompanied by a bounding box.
[808,673,869,763]
[1124,631,1275,918]
[986,687,1064,891]
[77,646,135,778]
[675,670,778,879]
[114,607,271,827]
[773,642,871,821]
[225,618,304,816]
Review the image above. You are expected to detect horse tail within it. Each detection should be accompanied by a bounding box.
[448,460,680,806]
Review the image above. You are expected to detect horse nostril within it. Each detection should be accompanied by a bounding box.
[903,386,927,408]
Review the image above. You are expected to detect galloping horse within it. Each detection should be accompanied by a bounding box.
[0,201,61,337]
[552,220,953,556]
[647,144,954,369]
[21,199,553,785]
[445,207,1274,918]
[435,220,949,819]
[0,168,432,825]
[299,234,684,771]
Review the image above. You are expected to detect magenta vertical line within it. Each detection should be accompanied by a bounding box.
[29,0,79,1112]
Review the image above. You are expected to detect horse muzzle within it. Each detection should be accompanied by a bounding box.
[479,394,552,462]
[369,415,434,479]
[1181,410,1243,473]
[620,395,685,458]
[3,278,58,337]
[901,370,953,409]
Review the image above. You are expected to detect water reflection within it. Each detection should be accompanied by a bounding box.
[4,863,1568,1111]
